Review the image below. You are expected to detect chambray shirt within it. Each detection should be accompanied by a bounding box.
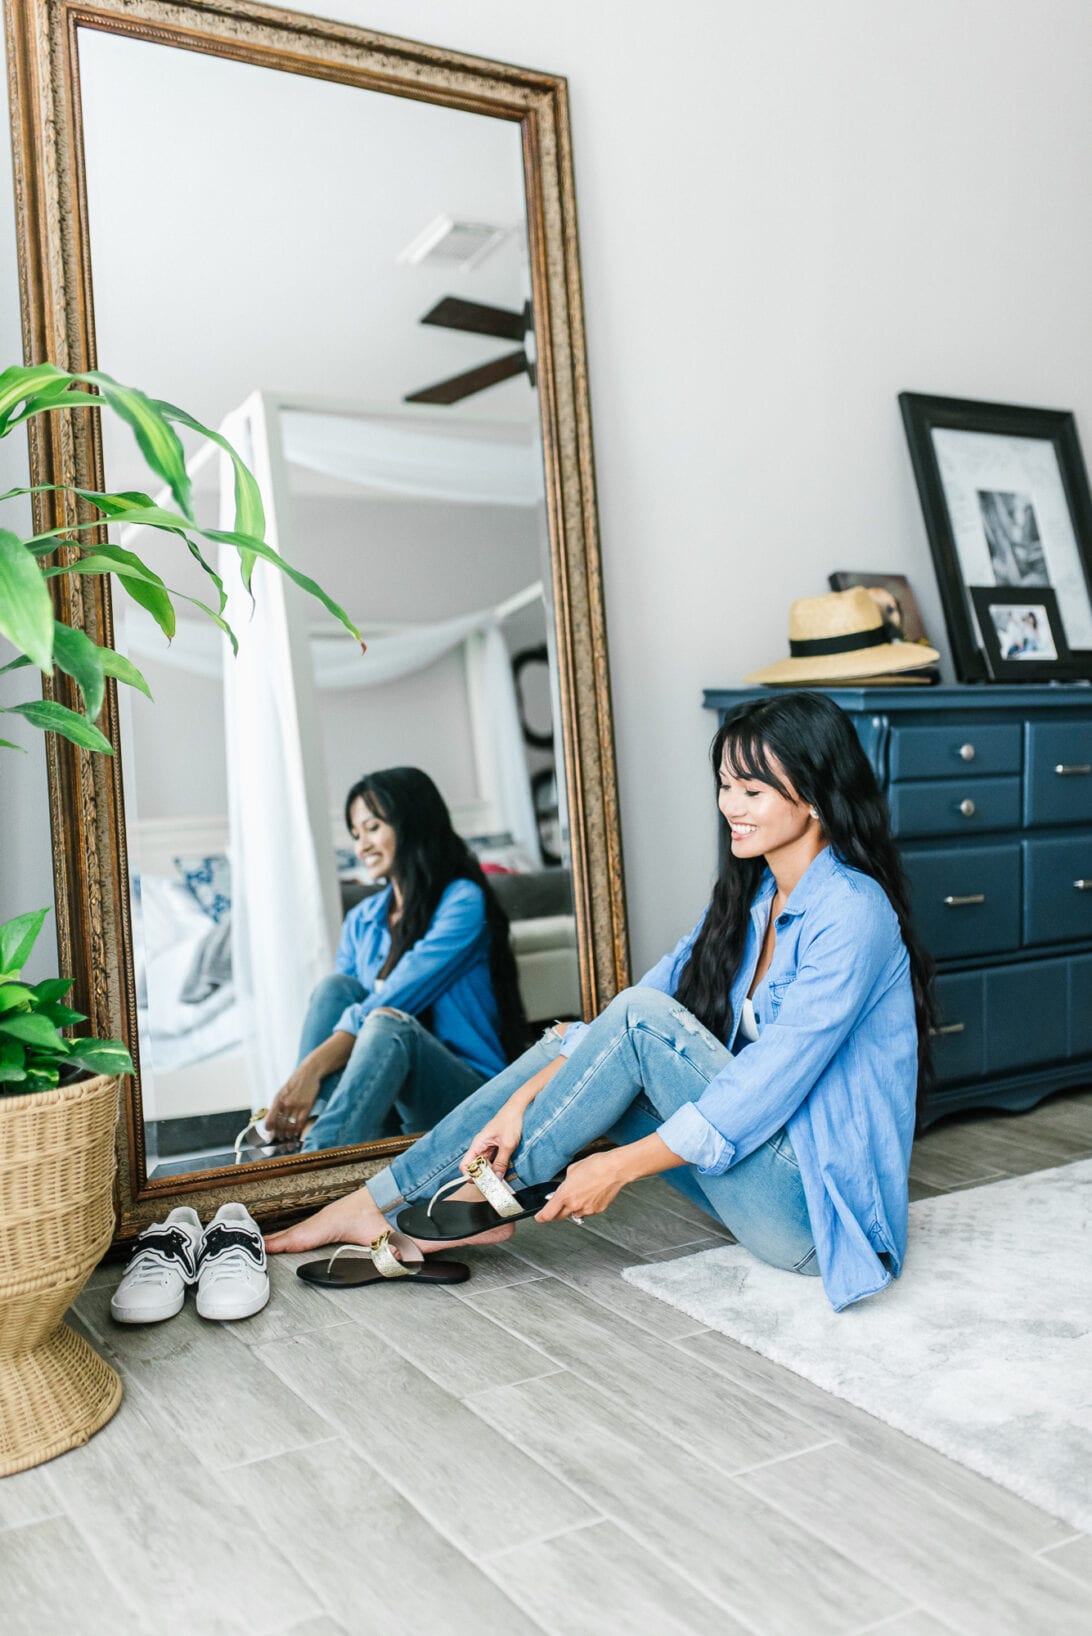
[333,879,507,1080]
[562,846,918,1310]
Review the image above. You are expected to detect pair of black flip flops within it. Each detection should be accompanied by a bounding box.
[296,1174,562,1289]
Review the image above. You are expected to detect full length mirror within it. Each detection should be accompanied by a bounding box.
[6,0,627,1235]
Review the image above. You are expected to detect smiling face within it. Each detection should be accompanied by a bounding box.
[348,795,398,881]
[717,746,817,868]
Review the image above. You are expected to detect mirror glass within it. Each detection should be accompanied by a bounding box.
[76,29,579,1179]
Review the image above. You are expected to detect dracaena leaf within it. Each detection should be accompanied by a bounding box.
[51,622,106,720]
[0,362,70,436]
[0,909,48,976]
[84,372,193,520]
[98,645,152,700]
[3,699,113,755]
[0,529,53,670]
[207,528,361,642]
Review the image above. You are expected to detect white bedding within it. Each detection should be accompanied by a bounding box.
[133,874,242,1073]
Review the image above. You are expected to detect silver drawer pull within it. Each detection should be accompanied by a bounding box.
[943,893,985,907]
[1074,879,1092,892]
[958,798,976,817]
[930,1022,966,1037]
[1055,763,1091,776]
[958,743,976,762]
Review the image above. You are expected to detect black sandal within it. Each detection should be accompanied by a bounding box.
[396,1156,565,1242]
[296,1229,469,1287]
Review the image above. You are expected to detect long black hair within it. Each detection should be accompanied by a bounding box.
[673,693,936,1119]
[344,767,527,1062]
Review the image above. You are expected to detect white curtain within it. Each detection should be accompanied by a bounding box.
[217,455,332,1100]
[280,409,542,508]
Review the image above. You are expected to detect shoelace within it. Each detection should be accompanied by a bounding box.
[124,1249,183,1286]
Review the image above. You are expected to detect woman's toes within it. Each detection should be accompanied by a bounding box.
[264,1190,384,1253]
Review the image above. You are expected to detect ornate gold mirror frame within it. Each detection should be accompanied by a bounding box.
[3,0,627,1236]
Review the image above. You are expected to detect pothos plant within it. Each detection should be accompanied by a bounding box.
[0,361,361,1093]
[0,909,131,1094]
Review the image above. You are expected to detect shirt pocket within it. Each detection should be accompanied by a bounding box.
[759,975,796,1023]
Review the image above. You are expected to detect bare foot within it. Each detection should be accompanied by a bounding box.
[264,1184,516,1256]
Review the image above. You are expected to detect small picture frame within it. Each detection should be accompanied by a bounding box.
[968,585,1075,682]
[899,391,1092,682]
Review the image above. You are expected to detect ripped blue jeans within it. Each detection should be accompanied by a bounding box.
[368,985,818,1276]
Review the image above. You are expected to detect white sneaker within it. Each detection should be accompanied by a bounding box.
[110,1207,202,1324]
[196,1202,270,1321]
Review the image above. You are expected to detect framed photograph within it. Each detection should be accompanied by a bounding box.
[827,570,931,644]
[969,585,1075,682]
[899,392,1092,682]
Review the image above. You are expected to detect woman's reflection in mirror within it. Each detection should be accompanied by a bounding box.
[261,767,526,1150]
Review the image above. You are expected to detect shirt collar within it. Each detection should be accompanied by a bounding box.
[782,843,837,917]
[360,882,393,921]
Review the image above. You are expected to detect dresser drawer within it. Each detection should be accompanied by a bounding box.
[888,723,1021,782]
[888,776,1021,839]
[1023,834,1092,944]
[1025,722,1092,827]
[1069,954,1092,1056]
[929,972,985,1083]
[902,842,1021,959]
[984,959,1069,1075]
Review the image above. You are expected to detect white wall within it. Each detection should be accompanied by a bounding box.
[4,2,1092,977]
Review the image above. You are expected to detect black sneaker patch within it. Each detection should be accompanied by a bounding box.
[200,1224,265,1267]
[128,1226,198,1280]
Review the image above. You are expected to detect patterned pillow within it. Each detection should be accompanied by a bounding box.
[173,854,232,924]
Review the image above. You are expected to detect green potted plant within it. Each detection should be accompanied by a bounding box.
[0,364,358,1472]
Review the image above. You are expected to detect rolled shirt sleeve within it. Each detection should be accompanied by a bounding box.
[657,899,904,1173]
[334,880,488,1035]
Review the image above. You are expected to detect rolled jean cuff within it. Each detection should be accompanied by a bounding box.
[365,1166,405,1215]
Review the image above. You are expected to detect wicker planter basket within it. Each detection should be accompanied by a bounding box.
[0,1072,123,1475]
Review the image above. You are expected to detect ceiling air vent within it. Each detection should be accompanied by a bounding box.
[397,214,511,272]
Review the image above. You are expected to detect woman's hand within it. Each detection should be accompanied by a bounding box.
[535,1151,628,1222]
[460,1101,525,1178]
[266,1065,321,1142]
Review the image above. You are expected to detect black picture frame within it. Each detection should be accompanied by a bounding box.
[969,585,1075,682]
[899,392,1092,682]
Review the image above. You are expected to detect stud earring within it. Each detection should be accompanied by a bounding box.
[809,807,819,820]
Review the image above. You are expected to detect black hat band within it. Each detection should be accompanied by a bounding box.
[788,625,894,659]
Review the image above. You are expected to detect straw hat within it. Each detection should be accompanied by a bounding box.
[744,587,940,685]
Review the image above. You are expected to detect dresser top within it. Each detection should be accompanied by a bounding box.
[703,684,1092,715]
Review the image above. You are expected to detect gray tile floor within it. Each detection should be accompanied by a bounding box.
[3,1089,1092,1635]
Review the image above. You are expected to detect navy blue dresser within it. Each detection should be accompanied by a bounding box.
[703,685,1092,1126]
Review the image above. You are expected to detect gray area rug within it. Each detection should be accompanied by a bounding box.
[623,1159,1092,1533]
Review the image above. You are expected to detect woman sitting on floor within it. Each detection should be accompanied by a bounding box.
[267,694,934,1310]
[261,766,526,1151]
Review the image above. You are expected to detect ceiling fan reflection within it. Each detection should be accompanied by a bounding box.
[404,295,536,405]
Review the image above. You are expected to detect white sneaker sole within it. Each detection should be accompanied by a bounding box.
[110,1287,187,1325]
[195,1283,270,1322]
